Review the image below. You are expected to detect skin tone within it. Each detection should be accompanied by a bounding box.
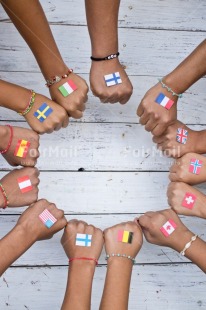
[0,125,39,167]
[137,39,206,136]
[138,209,206,273]
[0,199,67,277]
[1,0,88,119]
[85,0,133,104]
[167,182,206,219]
[0,167,40,208]
[169,153,206,185]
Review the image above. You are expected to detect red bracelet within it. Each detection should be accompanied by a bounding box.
[0,125,13,154]
[69,257,98,266]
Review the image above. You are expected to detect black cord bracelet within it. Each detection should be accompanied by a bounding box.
[91,52,120,61]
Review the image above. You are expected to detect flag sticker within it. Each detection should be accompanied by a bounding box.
[160,219,177,237]
[14,139,30,158]
[176,128,188,144]
[118,230,133,244]
[155,93,174,110]
[58,80,77,97]
[75,233,92,247]
[189,158,203,175]
[39,209,57,229]
[17,176,32,193]
[182,192,196,209]
[104,72,122,87]
[34,103,53,122]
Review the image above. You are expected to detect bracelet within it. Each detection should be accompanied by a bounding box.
[69,257,98,266]
[105,253,136,264]
[91,52,120,61]
[0,125,13,154]
[180,234,198,256]
[18,90,36,116]
[158,78,183,98]
[45,69,73,88]
[0,182,9,209]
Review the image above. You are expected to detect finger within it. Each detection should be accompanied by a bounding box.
[54,122,63,131]
[169,162,178,173]
[138,215,150,229]
[119,93,131,105]
[152,124,167,137]
[137,103,144,117]
[145,118,158,132]
[62,116,69,128]
[139,112,149,125]
[152,135,165,144]
[69,110,83,119]
[169,172,178,182]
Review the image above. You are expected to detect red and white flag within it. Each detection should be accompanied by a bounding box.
[160,219,177,237]
[182,192,196,209]
[17,176,33,193]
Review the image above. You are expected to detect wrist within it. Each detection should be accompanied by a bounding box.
[69,259,96,276]
[0,125,10,151]
[195,130,206,153]
[15,223,38,245]
[163,74,188,94]
[171,229,194,253]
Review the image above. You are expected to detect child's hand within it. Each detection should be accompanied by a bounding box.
[153,120,200,158]
[17,199,67,241]
[61,220,104,261]
[90,59,133,104]
[169,153,206,185]
[1,126,39,167]
[49,73,88,119]
[104,221,143,258]
[24,93,69,134]
[0,167,39,208]
[137,83,177,136]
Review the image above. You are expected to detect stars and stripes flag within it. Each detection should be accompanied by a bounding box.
[39,209,57,228]
[176,128,188,144]
[104,72,122,87]
[189,158,203,175]
[17,176,33,193]
[118,230,133,244]
[155,93,174,110]
[160,219,177,237]
[182,192,196,209]
[34,103,53,122]
[75,233,92,247]
[58,80,77,97]
[14,139,30,158]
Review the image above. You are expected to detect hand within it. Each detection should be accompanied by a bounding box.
[1,126,39,167]
[49,73,89,119]
[17,199,67,241]
[24,93,69,134]
[169,153,206,185]
[90,58,133,104]
[0,167,40,208]
[153,120,200,158]
[137,83,177,136]
[61,220,104,260]
[104,221,143,258]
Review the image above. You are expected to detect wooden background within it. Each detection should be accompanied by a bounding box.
[0,0,206,309]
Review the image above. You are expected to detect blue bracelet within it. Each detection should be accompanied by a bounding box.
[158,78,183,98]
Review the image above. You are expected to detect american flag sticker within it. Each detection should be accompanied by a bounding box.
[14,140,30,158]
[17,176,33,193]
[58,80,77,97]
[39,209,57,229]
[118,230,133,244]
[75,233,92,247]
[155,93,174,110]
[182,192,196,210]
[176,128,188,144]
[189,158,203,175]
[104,72,122,87]
[160,219,177,237]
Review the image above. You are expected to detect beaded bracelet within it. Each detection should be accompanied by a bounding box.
[18,90,36,116]
[105,253,136,264]
[0,125,13,154]
[158,78,183,98]
[45,69,73,88]
[180,234,198,256]
[69,257,98,265]
[0,182,9,209]
[91,52,120,61]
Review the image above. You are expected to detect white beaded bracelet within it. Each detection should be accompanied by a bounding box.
[180,234,198,256]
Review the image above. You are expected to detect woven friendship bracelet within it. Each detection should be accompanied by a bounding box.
[0,182,9,209]
[105,253,136,264]
[91,52,120,61]
[46,69,73,88]
[0,125,13,154]
[180,234,198,256]
[158,78,183,98]
[18,90,36,116]
[69,257,98,265]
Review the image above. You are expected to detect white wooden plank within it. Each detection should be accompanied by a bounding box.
[0,265,205,310]
[0,215,205,265]
[1,0,206,31]
[0,72,205,125]
[0,23,205,75]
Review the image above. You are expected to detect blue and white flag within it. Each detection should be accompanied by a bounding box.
[75,233,92,247]
[104,72,122,87]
